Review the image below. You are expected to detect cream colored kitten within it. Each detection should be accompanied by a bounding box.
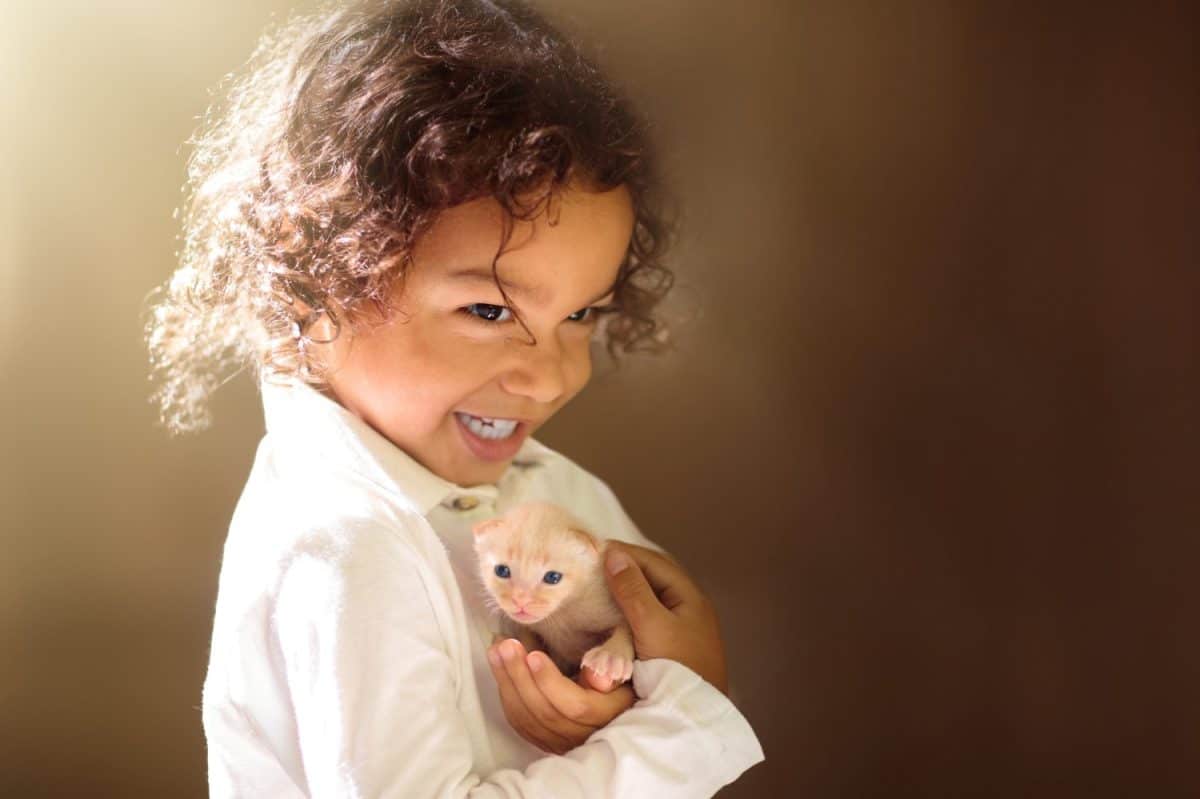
[472,501,635,684]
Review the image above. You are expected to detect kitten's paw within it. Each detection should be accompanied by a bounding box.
[581,645,634,684]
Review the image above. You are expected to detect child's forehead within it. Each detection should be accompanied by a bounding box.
[408,185,632,303]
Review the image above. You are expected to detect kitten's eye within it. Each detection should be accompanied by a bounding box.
[542,571,562,585]
[494,564,511,579]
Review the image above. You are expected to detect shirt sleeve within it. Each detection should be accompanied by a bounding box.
[271,519,763,798]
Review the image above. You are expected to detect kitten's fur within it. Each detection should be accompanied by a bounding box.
[472,501,635,684]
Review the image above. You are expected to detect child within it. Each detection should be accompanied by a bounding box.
[145,0,764,795]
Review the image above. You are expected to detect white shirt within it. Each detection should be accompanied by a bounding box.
[201,376,765,797]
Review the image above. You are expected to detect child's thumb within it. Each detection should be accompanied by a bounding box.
[604,547,660,630]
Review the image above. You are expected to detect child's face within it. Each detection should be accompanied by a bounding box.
[319,182,634,488]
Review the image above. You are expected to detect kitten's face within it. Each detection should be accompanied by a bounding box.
[472,503,599,624]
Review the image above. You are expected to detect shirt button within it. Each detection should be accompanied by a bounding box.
[451,495,481,511]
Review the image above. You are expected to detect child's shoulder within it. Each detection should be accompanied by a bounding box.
[519,436,648,547]
[225,435,441,574]
[519,436,620,504]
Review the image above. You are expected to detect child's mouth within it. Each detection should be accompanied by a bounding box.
[456,412,519,439]
[454,412,527,462]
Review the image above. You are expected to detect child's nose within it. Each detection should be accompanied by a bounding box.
[499,334,573,405]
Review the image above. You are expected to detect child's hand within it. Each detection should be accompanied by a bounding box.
[487,638,635,755]
[603,541,730,696]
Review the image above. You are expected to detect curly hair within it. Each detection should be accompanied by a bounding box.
[143,0,680,434]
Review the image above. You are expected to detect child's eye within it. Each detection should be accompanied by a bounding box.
[494,564,511,579]
[569,304,619,323]
[542,571,563,584]
[458,303,617,325]
[461,303,514,324]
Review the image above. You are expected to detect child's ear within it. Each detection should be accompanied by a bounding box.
[472,518,506,537]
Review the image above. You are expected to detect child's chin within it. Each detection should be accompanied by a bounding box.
[457,461,509,487]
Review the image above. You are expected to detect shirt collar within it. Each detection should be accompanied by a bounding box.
[259,375,549,516]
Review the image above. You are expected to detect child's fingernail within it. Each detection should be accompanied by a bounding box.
[487,648,501,667]
[607,550,630,576]
[527,653,543,673]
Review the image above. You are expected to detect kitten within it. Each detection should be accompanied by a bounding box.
[472,500,635,685]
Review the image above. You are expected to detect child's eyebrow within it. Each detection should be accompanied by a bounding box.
[444,267,540,299]
[444,266,618,306]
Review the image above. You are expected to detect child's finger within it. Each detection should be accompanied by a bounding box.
[529,653,636,727]
[489,641,581,754]
[603,547,671,631]
[607,541,703,612]
[579,665,616,693]
[497,641,593,744]
[486,644,549,751]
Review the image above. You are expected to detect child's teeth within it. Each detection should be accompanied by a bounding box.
[458,412,518,440]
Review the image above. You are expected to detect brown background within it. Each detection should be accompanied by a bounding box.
[2,1,1197,796]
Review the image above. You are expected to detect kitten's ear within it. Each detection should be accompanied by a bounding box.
[568,529,601,558]
[472,518,506,537]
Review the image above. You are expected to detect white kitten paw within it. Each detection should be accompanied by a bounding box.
[581,645,634,684]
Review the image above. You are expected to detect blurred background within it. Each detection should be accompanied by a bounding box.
[2,1,1197,796]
